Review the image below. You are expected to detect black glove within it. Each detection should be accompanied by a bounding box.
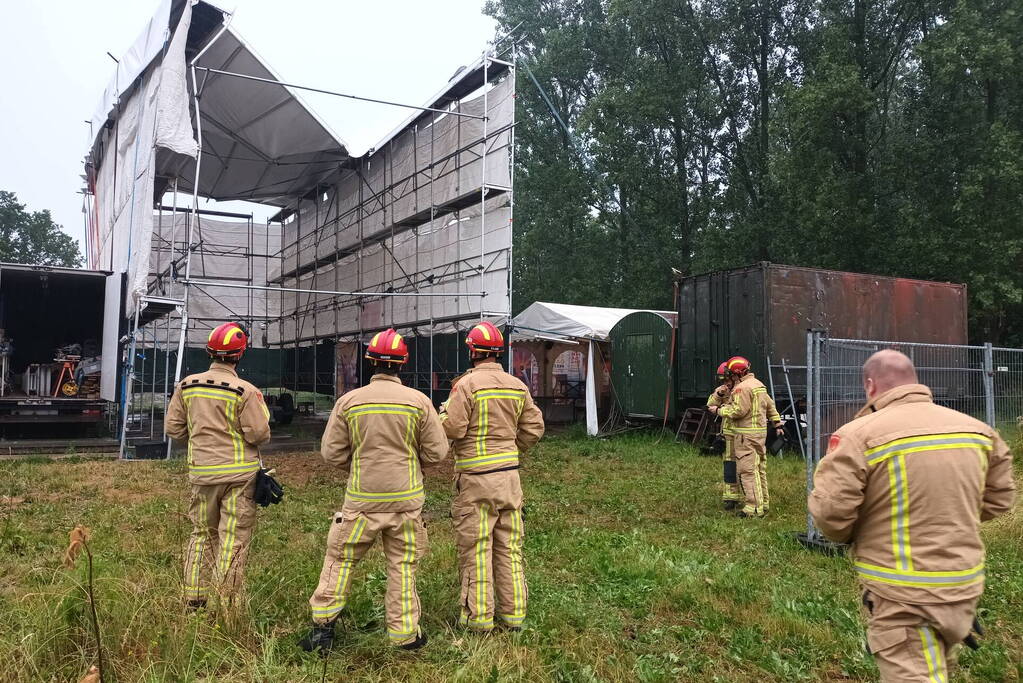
[254,467,284,507]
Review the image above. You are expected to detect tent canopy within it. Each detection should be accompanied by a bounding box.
[90,0,352,209]
[509,302,676,342]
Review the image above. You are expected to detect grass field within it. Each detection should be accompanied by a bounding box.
[1,431,1020,682]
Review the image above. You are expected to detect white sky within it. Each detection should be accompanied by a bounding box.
[0,0,496,254]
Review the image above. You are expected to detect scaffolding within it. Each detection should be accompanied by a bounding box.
[111,5,517,457]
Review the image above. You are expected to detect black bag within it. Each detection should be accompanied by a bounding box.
[254,467,284,507]
[723,460,738,484]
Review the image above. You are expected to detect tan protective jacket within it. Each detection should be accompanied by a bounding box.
[321,374,448,513]
[716,373,781,435]
[442,362,545,472]
[708,383,734,435]
[165,362,271,485]
[809,384,1016,604]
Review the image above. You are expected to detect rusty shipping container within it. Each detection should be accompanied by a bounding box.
[676,262,968,401]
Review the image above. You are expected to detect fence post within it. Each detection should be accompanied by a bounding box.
[983,342,995,427]
[804,330,816,539]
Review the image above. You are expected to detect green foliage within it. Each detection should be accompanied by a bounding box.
[491,0,1023,343]
[0,190,82,267]
[0,436,1019,680]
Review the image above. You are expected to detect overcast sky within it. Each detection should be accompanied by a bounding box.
[0,0,497,256]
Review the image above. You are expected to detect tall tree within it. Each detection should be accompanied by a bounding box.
[0,191,82,267]
[489,0,1023,342]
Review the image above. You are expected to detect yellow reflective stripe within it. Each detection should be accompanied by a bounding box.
[476,505,489,623]
[187,496,207,596]
[752,449,764,514]
[405,414,416,491]
[854,561,984,587]
[397,519,415,638]
[227,398,244,465]
[732,426,766,434]
[455,452,519,470]
[216,487,240,576]
[347,403,422,415]
[189,461,259,474]
[509,508,525,622]
[350,413,362,491]
[918,626,946,683]
[476,394,488,457]
[751,388,762,428]
[474,390,525,399]
[345,485,425,502]
[315,516,368,618]
[865,432,992,466]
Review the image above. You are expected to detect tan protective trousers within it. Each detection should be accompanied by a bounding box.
[183,478,256,602]
[721,435,742,502]
[308,510,427,646]
[862,590,977,682]
[734,433,769,515]
[452,469,527,631]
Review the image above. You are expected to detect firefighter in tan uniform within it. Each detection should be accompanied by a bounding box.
[441,322,545,632]
[810,350,1016,683]
[165,322,271,608]
[301,329,448,653]
[708,362,742,509]
[707,356,782,517]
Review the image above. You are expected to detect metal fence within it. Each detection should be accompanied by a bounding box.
[802,332,1023,547]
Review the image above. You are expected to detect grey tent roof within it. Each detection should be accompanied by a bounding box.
[163,19,353,205]
[92,0,352,208]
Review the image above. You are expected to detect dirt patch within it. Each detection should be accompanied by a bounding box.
[263,449,458,488]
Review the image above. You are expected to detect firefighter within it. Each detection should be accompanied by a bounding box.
[301,329,448,653]
[809,349,1016,682]
[165,322,271,609]
[708,362,741,509]
[706,356,783,517]
[442,322,545,632]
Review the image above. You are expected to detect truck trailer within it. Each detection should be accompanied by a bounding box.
[0,263,123,437]
[675,262,968,403]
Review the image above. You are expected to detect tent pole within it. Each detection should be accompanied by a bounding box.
[480,52,488,324]
[506,43,517,372]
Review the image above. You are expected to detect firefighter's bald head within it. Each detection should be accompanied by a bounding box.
[862,349,918,400]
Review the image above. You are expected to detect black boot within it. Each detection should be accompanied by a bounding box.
[722,500,738,510]
[299,622,336,654]
[398,631,428,651]
[185,599,207,612]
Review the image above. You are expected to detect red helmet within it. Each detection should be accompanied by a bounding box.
[725,356,751,377]
[465,321,505,355]
[716,361,729,378]
[207,322,248,360]
[366,328,408,364]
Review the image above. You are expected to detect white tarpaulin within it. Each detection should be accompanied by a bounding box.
[510,302,675,342]
[91,1,197,315]
[90,0,173,137]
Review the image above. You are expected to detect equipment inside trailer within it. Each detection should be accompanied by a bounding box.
[0,265,109,437]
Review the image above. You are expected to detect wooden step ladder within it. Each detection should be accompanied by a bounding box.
[675,407,718,445]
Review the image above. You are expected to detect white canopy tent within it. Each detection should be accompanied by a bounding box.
[509,302,675,435]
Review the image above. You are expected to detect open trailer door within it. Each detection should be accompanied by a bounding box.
[101,273,124,401]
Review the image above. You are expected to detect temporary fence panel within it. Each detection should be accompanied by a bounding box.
[802,332,1023,546]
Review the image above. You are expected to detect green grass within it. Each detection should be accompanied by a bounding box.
[0,432,1020,681]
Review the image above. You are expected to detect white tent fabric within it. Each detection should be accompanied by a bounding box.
[91,1,196,322]
[510,302,676,437]
[509,302,675,342]
[90,0,174,137]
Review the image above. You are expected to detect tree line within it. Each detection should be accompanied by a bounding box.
[487,0,1022,344]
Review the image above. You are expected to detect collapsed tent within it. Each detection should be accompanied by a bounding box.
[81,0,516,457]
